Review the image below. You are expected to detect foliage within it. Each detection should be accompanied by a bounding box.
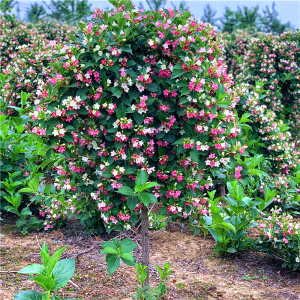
[192,175,276,255]
[256,207,300,271]
[218,3,292,34]
[26,2,47,23]
[148,212,169,231]
[134,262,173,299]
[100,237,137,276]
[0,90,47,233]
[201,4,218,27]
[14,242,75,300]
[223,29,300,212]
[260,2,292,35]
[31,0,250,234]
[43,0,92,25]
[100,236,173,299]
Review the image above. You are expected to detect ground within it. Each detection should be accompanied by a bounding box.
[1,217,300,300]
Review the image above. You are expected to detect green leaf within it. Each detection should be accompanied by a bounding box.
[40,242,49,267]
[127,195,137,211]
[239,113,252,123]
[100,247,119,254]
[136,170,148,187]
[40,159,53,170]
[120,45,132,54]
[18,264,45,275]
[14,290,43,300]
[146,83,158,92]
[227,247,237,253]
[143,182,160,190]
[33,275,56,291]
[63,132,74,143]
[218,222,236,233]
[45,246,68,276]
[107,255,120,276]
[18,188,36,193]
[207,228,219,243]
[242,197,252,206]
[76,88,88,97]
[120,238,137,253]
[147,193,158,204]
[52,258,75,290]
[120,253,135,266]
[30,176,40,191]
[100,241,118,251]
[117,186,135,196]
[190,150,199,163]
[21,207,32,218]
[137,192,151,207]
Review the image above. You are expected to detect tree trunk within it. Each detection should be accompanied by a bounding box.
[220,184,225,197]
[141,203,149,287]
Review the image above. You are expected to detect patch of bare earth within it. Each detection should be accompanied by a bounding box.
[0,219,300,300]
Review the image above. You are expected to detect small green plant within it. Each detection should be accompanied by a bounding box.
[194,175,276,255]
[148,212,169,231]
[101,237,173,299]
[134,262,174,300]
[243,274,250,281]
[100,237,137,276]
[14,242,75,300]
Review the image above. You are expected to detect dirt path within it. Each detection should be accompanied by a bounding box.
[0,221,299,300]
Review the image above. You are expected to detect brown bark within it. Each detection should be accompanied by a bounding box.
[141,203,149,287]
[220,184,225,197]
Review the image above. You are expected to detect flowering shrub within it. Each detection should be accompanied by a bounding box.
[223,30,300,169]
[0,17,75,115]
[32,0,250,233]
[256,207,300,270]
[222,30,300,211]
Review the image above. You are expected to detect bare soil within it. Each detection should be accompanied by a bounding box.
[1,217,300,300]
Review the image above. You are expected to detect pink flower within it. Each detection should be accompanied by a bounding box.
[164,23,170,30]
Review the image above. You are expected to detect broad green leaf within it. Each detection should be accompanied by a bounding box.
[120,238,137,253]
[14,290,43,300]
[137,192,151,207]
[127,195,137,211]
[33,275,55,291]
[40,242,49,266]
[143,182,160,190]
[207,228,219,243]
[242,197,252,206]
[107,255,120,276]
[45,246,68,276]
[100,241,118,251]
[52,258,75,290]
[117,186,135,196]
[136,170,148,187]
[120,253,135,266]
[226,247,237,253]
[18,264,45,275]
[100,247,118,254]
[30,176,40,192]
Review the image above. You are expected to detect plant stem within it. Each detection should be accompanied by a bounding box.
[141,203,149,287]
[47,290,50,300]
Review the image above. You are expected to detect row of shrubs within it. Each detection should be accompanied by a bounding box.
[1,0,300,270]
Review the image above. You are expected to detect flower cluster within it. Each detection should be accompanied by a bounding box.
[32,1,247,233]
[257,207,300,270]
